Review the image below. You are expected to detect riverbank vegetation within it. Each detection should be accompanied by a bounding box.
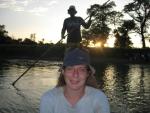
[0,44,149,64]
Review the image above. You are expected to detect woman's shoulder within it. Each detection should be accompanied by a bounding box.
[86,86,110,109]
[42,87,63,99]
[86,86,107,98]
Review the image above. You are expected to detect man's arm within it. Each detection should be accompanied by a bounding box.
[81,13,93,29]
[61,19,67,39]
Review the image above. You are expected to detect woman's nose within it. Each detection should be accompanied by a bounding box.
[72,68,79,77]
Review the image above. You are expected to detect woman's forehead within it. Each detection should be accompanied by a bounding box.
[66,64,87,68]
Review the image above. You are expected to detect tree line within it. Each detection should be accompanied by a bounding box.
[82,0,150,48]
[0,25,51,45]
[0,0,150,48]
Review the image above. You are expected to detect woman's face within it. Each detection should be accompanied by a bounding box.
[62,64,89,90]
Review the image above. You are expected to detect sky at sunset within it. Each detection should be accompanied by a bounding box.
[0,0,149,47]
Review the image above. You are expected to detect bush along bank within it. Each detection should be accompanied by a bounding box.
[0,44,150,63]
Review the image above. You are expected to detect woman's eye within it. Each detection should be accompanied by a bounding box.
[78,67,87,72]
[66,67,74,71]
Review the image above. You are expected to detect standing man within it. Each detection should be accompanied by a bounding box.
[61,5,93,45]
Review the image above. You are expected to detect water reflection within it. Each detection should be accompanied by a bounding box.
[93,64,150,113]
[0,60,149,113]
[0,59,61,113]
[126,65,150,113]
[96,64,130,113]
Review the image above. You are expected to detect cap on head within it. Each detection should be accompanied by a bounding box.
[63,48,90,67]
[62,48,95,75]
[68,5,77,14]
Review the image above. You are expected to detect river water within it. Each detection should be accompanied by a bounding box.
[0,59,149,113]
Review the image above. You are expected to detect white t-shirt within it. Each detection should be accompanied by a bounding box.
[40,86,110,113]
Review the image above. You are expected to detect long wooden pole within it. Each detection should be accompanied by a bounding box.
[12,39,63,86]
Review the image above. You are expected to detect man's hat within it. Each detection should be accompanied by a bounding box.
[68,5,77,14]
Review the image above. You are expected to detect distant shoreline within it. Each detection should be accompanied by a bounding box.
[0,44,150,64]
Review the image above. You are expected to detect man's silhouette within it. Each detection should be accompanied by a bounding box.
[61,5,92,45]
